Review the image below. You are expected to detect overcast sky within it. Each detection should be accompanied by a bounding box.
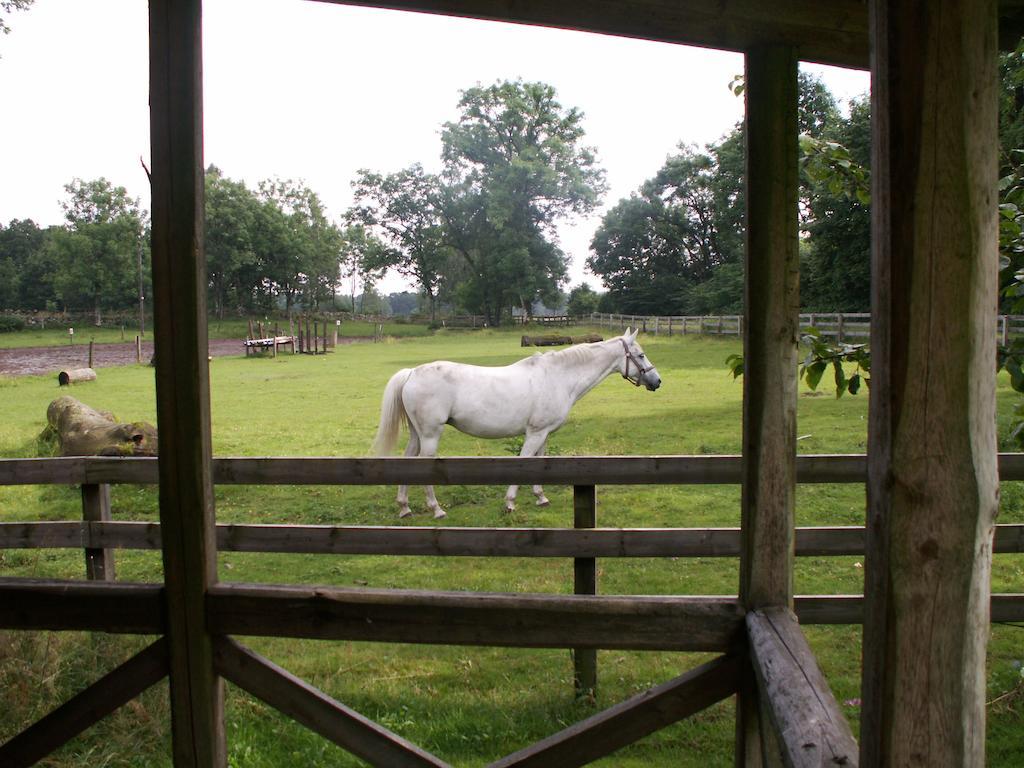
[0,0,870,292]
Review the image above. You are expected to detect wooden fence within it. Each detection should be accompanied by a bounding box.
[2,453,1023,765]
[3,454,1022,627]
[589,312,1024,343]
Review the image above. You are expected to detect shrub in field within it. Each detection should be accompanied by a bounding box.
[0,316,26,333]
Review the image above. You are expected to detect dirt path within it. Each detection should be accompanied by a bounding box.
[0,338,244,377]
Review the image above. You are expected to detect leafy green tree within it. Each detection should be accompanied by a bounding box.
[0,0,32,39]
[0,218,47,309]
[257,179,343,313]
[800,97,872,311]
[440,80,606,323]
[348,165,449,322]
[48,178,145,323]
[566,283,599,317]
[205,166,260,317]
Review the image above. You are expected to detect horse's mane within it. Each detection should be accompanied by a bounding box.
[536,337,616,368]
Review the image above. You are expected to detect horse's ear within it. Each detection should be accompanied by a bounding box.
[629,327,639,341]
[624,326,633,337]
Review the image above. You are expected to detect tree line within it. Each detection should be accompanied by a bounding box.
[9,66,1021,326]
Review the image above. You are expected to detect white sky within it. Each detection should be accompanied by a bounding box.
[0,0,869,293]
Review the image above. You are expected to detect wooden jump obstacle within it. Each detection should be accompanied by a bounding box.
[244,319,295,357]
[293,315,332,355]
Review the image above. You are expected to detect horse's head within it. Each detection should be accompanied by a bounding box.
[618,328,661,391]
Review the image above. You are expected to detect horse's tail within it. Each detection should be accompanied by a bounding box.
[372,368,413,455]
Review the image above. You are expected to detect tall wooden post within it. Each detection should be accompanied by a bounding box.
[573,485,598,700]
[149,0,225,765]
[737,44,799,766]
[81,483,114,581]
[862,2,999,765]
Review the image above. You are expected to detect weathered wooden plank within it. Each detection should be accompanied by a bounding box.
[738,43,800,767]
[0,638,168,768]
[207,584,743,651]
[7,522,1024,558]
[320,0,869,67]
[214,638,450,767]
[81,483,115,581]
[489,654,741,768]
[747,607,858,767]
[0,579,165,632]
[149,0,225,763]
[9,453,1024,487]
[862,3,1000,766]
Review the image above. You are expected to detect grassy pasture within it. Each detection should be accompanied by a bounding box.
[0,326,1021,766]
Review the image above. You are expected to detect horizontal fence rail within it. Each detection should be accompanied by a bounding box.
[4,521,1023,558]
[4,453,1024,486]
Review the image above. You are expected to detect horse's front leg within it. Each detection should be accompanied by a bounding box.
[532,443,550,507]
[505,431,549,513]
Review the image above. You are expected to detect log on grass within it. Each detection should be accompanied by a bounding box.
[44,396,158,456]
[57,368,97,386]
[521,334,603,347]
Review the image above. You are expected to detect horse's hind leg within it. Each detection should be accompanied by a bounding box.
[396,429,420,518]
[416,427,447,519]
[505,431,550,513]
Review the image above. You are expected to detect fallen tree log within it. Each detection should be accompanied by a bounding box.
[57,368,97,386]
[44,396,158,457]
[521,334,603,347]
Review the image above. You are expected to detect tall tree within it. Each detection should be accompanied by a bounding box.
[0,0,32,39]
[205,166,260,318]
[800,97,872,311]
[257,179,343,313]
[0,218,46,309]
[48,178,145,323]
[440,80,606,324]
[348,165,449,322]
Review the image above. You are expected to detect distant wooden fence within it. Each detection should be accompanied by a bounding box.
[589,312,1024,343]
[512,315,572,327]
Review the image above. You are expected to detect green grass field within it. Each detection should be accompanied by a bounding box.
[0,326,1021,766]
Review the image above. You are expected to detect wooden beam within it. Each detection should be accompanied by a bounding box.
[9,452,1024,487]
[490,655,741,768]
[738,42,800,767]
[0,579,164,632]
[863,2,1000,765]
[315,0,870,68]
[0,639,168,768]
[746,608,858,767]
[6,521,1024,558]
[149,0,224,764]
[207,584,743,651]
[81,483,114,580]
[213,638,450,767]
[573,485,597,698]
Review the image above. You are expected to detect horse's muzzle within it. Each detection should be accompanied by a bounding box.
[646,377,661,391]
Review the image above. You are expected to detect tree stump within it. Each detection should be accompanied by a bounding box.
[44,396,158,456]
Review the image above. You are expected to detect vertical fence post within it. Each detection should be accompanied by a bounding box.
[573,484,597,700]
[1002,315,1009,345]
[82,483,114,581]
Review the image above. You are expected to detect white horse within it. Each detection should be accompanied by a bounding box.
[372,328,662,518]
